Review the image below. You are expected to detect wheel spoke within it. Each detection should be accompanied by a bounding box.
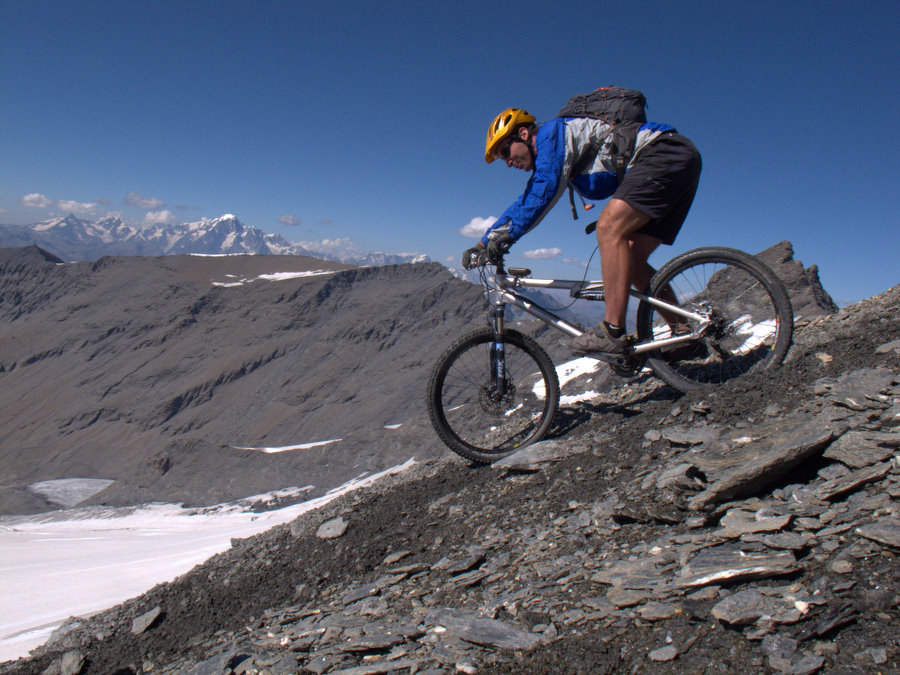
[636,248,793,391]
[428,329,559,462]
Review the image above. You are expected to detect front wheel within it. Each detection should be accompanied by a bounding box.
[427,328,560,463]
[636,247,793,392]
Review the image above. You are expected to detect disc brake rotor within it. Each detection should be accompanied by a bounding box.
[478,380,516,414]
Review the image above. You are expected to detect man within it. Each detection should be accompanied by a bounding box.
[462,103,701,357]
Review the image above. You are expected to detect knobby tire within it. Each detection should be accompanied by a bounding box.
[427,328,560,463]
[636,247,793,391]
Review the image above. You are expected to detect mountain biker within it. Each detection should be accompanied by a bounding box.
[462,105,701,357]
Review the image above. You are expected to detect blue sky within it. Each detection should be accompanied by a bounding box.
[1,0,897,304]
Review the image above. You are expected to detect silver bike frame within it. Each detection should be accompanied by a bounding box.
[490,271,710,355]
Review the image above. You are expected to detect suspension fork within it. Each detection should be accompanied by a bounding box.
[489,305,507,395]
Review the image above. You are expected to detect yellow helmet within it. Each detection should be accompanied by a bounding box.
[485,107,536,163]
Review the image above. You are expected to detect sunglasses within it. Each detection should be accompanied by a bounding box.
[497,137,521,161]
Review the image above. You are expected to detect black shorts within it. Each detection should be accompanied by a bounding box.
[613,132,701,245]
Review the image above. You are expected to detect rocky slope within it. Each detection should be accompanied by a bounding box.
[1,277,896,670]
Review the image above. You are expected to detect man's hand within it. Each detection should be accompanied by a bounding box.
[485,232,514,264]
[462,243,486,270]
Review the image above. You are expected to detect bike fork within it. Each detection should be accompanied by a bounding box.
[489,306,507,395]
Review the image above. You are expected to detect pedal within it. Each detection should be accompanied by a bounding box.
[586,349,642,378]
[611,356,642,378]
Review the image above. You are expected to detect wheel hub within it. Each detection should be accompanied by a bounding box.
[478,380,516,414]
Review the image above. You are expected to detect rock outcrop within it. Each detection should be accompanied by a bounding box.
[755,240,839,319]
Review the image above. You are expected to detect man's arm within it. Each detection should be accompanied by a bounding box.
[480,119,570,247]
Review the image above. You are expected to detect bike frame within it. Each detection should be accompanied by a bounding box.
[484,263,710,356]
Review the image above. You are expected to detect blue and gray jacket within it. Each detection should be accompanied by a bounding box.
[481,117,674,245]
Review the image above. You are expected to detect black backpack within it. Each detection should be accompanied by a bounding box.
[557,86,647,126]
[558,86,648,184]
[557,86,649,219]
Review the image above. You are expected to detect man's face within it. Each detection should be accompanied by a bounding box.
[497,127,534,171]
[503,138,534,171]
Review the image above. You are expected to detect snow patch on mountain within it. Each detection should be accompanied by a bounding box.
[0,459,416,661]
[211,269,337,287]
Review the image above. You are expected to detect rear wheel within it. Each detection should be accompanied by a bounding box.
[427,328,560,463]
[636,247,793,392]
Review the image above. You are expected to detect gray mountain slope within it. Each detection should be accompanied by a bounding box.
[0,249,484,514]
[0,241,836,515]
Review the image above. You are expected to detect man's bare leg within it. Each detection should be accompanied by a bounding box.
[594,198,652,328]
[627,232,662,294]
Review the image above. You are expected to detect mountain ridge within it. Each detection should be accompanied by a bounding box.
[0,249,472,515]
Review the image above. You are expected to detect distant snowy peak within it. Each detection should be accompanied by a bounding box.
[7,214,429,266]
[296,237,429,266]
[162,215,291,256]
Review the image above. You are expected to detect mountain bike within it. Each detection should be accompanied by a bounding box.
[427,242,793,463]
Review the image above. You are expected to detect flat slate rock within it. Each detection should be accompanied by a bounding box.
[688,424,836,509]
[131,606,163,635]
[816,367,896,410]
[710,589,767,625]
[822,431,898,468]
[742,531,810,551]
[711,588,811,627]
[648,644,679,662]
[855,517,900,549]
[660,425,721,446]
[317,516,349,539]
[492,439,581,471]
[591,557,671,592]
[426,609,542,651]
[715,509,792,538]
[679,545,800,588]
[815,461,893,501]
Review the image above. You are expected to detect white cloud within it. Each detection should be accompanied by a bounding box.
[57,200,97,216]
[459,216,497,238]
[144,210,177,226]
[522,247,562,260]
[278,214,302,226]
[21,193,53,208]
[124,192,166,210]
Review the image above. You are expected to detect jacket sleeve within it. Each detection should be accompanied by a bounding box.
[481,119,570,245]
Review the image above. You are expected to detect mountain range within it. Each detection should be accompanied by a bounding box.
[0,214,429,266]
